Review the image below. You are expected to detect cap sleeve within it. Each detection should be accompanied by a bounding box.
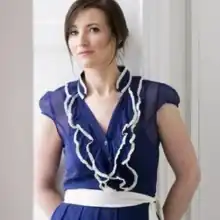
[38,89,66,147]
[39,91,55,121]
[157,83,180,111]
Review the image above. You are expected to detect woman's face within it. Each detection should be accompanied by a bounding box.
[68,8,116,68]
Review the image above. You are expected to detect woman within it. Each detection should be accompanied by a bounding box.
[35,0,201,219]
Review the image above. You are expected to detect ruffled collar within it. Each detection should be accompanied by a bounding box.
[77,66,132,99]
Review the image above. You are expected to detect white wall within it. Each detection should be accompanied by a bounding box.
[0,0,33,220]
[191,0,220,219]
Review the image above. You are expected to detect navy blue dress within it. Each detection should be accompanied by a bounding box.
[39,66,180,220]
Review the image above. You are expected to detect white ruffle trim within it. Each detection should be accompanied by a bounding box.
[64,77,143,191]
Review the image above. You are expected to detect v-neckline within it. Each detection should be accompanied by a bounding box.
[81,92,126,141]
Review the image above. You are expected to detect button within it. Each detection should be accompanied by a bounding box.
[104,140,108,146]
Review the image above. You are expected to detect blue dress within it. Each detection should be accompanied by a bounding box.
[39,66,180,220]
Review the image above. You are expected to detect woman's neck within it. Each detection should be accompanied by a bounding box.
[83,63,119,97]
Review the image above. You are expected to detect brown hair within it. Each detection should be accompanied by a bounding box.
[64,0,129,57]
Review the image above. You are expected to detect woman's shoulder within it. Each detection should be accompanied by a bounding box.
[131,76,180,109]
[38,80,78,113]
[53,80,78,95]
[131,76,178,93]
[40,80,78,99]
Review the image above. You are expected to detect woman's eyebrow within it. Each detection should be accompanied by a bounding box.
[87,23,99,27]
[69,23,100,28]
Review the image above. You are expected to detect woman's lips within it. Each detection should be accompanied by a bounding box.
[78,51,94,56]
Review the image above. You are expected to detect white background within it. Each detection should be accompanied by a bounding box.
[32,0,220,220]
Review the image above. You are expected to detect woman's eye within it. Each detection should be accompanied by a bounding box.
[69,30,78,36]
[90,27,100,33]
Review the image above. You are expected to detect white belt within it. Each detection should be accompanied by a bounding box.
[64,189,164,220]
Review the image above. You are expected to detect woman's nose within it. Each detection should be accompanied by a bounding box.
[78,32,89,46]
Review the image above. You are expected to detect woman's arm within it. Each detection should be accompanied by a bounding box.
[157,104,201,220]
[34,115,63,217]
